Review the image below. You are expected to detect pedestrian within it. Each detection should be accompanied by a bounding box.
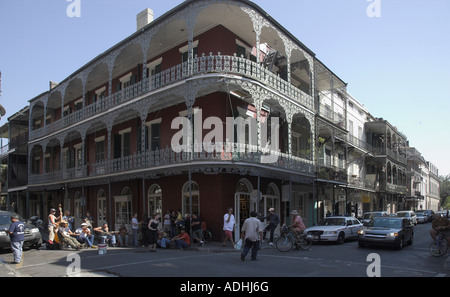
[117,224,129,247]
[261,208,280,246]
[223,207,235,247]
[163,210,172,235]
[75,223,96,248]
[4,214,25,264]
[131,213,139,247]
[148,214,160,252]
[171,228,190,250]
[290,210,306,238]
[240,211,263,262]
[141,214,150,247]
[47,208,60,244]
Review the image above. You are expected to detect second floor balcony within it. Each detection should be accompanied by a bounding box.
[28,143,314,186]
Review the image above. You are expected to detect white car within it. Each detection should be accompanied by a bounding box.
[305,216,363,244]
[396,211,417,225]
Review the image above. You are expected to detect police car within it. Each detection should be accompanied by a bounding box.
[304,216,363,244]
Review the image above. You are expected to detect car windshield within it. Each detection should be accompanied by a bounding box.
[417,213,424,217]
[0,213,25,226]
[369,218,402,228]
[318,218,346,226]
[362,213,374,219]
[396,212,409,217]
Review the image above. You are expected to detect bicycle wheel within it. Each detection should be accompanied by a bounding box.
[429,240,448,257]
[297,236,312,250]
[276,234,293,252]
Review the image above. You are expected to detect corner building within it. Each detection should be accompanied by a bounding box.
[25,0,350,242]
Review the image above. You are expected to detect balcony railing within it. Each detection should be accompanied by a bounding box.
[372,146,407,164]
[30,53,314,141]
[28,143,314,185]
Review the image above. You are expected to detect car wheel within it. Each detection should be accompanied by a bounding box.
[337,232,345,244]
[396,237,404,250]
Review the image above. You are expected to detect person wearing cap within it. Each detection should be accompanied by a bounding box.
[4,214,25,264]
[58,221,82,250]
[47,208,60,244]
[75,223,96,248]
[261,208,280,246]
[290,210,306,238]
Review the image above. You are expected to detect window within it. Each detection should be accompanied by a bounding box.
[95,140,105,162]
[148,184,162,217]
[114,128,131,159]
[182,181,199,216]
[146,119,161,151]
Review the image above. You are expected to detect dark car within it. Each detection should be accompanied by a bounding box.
[0,211,42,250]
[357,217,414,250]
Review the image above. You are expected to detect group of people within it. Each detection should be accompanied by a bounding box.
[142,211,206,251]
[47,208,120,250]
[222,207,306,261]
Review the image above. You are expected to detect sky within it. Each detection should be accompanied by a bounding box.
[0,0,449,176]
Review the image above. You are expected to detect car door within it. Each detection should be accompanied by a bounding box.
[345,219,355,238]
[352,219,363,236]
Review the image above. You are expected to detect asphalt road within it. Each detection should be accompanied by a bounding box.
[0,222,448,279]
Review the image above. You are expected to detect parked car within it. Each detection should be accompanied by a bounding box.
[415,212,428,224]
[358,217,414,250]
[305,216,363,244]
[419,210,435,222]
[361,211,388,225]
[396,211,417,225]
[0,211,42,250]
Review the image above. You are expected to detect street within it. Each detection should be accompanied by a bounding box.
[0,223,448,279]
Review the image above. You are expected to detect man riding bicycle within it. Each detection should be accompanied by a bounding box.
[430,213,450,246]
[290,210,306,238]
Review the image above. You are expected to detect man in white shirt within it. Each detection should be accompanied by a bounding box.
[223,208,235,247]
[240,211,263,261]
[132,213,139,247]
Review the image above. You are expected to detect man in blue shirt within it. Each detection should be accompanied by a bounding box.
[5,214,25,264]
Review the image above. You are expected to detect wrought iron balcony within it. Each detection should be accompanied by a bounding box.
[28,143,314,185]
[29,53,314,141]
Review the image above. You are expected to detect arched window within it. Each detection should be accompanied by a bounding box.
[182,181,199,215]
[148,184,162,217]
[97,189,107,226]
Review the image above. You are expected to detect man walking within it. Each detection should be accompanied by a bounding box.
[223,207,235,247]
[240,211,263,261]
[5,214,25,264]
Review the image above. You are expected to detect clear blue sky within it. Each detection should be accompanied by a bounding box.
[0,0,449,176]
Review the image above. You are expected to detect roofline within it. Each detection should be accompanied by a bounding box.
[29,0,327,104]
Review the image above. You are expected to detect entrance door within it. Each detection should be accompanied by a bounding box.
[114,195,132,232]
[234,192,250,243]
[97,194,107,227]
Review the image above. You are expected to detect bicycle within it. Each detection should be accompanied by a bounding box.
[275,224,312,252]
[429,231,448,257]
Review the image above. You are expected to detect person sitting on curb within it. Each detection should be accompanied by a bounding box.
[171,228,190,250]
[58,221,82,250]
[75,223,96,248]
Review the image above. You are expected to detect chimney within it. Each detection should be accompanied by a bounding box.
[50,81,59,90]
[137,8,154,31]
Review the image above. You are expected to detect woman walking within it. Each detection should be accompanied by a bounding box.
[148,214,160,252]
